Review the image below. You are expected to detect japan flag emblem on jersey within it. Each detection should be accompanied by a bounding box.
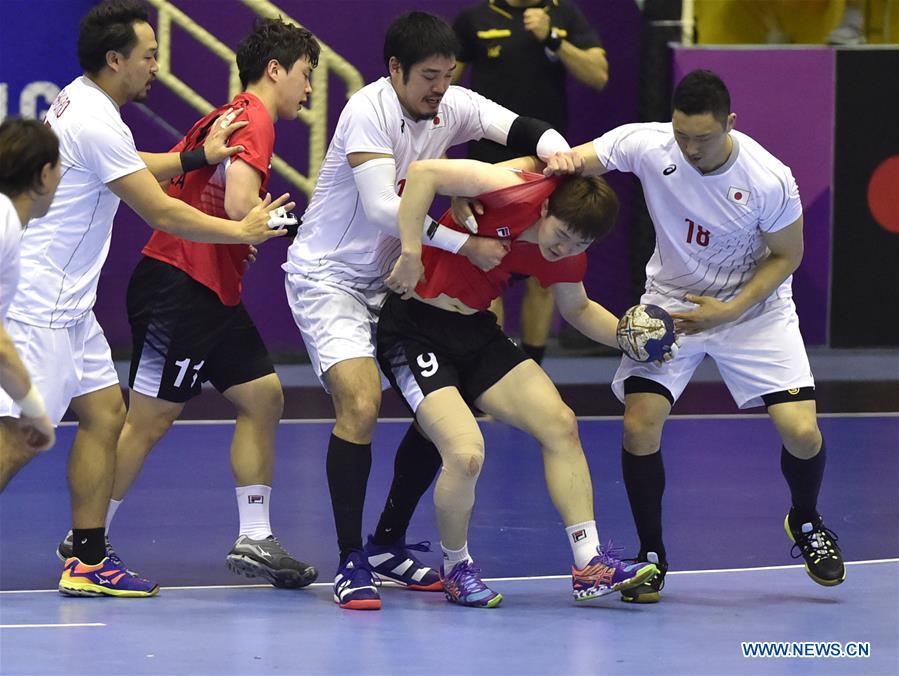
[727,186,751,206]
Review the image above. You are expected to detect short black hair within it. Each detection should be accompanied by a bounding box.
[237,18,321,89]
[0,118,60,199]
[383,11,458,83]
[78,0,151,74]
[548,175,619,243]
[672,69,731,125]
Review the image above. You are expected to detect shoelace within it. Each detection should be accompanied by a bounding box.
[791,525,841,560]
[403,540,433,553]
[341,558,381,590]
[446,562,488,596]
[263,536,292,557]
[595,541,625,569]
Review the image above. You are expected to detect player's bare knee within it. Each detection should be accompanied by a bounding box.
[334,392,379,438]
[125,414,171,448]
[81,397,126,435]
[622,412,663,455]
[536,404,579,449]
[783,423,822,459]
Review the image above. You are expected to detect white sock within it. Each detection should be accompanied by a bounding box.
[105,499,123,534]
[565,520,600,569]
[235,485,273,540]
[441,542,472,573]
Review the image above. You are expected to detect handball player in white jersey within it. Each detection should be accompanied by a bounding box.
[283,11,579,610]
[0,0,291,598]
[0,119,61,491]
[560,69,845,601]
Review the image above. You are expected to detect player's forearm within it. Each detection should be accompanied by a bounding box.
[496,155,544,172]
[560,299,618,348]
[726,252,801,318]
[397,169,438,255]
[558,46,608,91]
[0,324,32,401]
[138,151,185,182]
[148,197,246,244]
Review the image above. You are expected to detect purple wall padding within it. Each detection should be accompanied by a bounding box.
[4,4,835,350]
[673,48,834,345]
[1,0,641,354]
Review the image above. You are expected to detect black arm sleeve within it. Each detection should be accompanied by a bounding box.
[505,116,554,155]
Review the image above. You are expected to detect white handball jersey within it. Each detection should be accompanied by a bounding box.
[8,76,146,328]
[284,78,516,291]
[594,123,803,302]
[0,193,23,320]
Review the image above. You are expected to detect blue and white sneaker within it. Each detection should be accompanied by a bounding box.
[441,561,502,608]
[333,551,381,610]
[363,535,443,591]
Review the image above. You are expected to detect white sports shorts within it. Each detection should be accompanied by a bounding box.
[285,274,388,390]
[612,294,815,409]
[0,312,119,425]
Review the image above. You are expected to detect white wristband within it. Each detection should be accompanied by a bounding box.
[14,384,46,419]
[423,218,469,254]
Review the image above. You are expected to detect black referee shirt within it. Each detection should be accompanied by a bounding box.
[453,0,603,162]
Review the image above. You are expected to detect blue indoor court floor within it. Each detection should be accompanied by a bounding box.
[1,414,897,674]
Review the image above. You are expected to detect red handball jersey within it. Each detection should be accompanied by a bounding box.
[142,92,274,306]
[416,172,587,310]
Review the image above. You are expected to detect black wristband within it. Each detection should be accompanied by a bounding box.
[543,29,562,52]
[179,147,207,173]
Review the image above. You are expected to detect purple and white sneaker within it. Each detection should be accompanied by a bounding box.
[571,542,658,602]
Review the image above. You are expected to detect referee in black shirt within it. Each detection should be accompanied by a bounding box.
[452,0,608,364]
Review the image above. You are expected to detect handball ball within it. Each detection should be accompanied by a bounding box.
[616,304,676,362]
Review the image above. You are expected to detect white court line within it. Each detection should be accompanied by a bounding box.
[0,622,105,629]
[54,411,899,427]
[2,558,895,594]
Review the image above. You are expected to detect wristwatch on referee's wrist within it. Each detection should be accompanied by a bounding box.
[543,28,562,52]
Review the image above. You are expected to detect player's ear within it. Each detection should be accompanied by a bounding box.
[266,59,281,82]
[540,198,550,218]
[388,57,402,78]
[725,112,736,133]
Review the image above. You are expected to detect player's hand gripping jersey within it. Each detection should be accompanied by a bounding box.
[416,171,586,310]
[142,92,274,306]
[593,123,803,303]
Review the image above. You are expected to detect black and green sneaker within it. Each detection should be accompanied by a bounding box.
[620,552,668,603]
[785,512,846,586]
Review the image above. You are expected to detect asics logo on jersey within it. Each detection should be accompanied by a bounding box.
[663,164,677,175]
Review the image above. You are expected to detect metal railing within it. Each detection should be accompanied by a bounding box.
[147,0,364,197]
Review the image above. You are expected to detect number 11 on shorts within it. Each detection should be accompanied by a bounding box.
[173,358,205,388]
